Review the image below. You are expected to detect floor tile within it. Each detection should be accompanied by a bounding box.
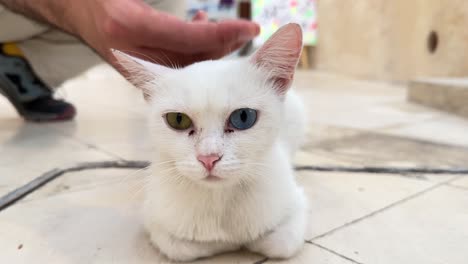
[303,129,468,174]
[0,122,111,165]
[294,71,437,130]
[303,125,362,147]
[381,114,468,148]
[296,124,465,184]
[294,150,355,167]
[57,64,145,110]
[21,168,148,202]
[0,134,111,171]
[265,243,355,264]
[314,185,468,264]
[48,64,153,160]
[0,125,113,196]
[450,176,468,189]
[296,171,435,239]
[295,125,364,167]
[0,98,18,120]
[0,166,38,196]
[49,118,153,160]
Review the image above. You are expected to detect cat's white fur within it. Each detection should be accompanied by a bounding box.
[113,23,308,261]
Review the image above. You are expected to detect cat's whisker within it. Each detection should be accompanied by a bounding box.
[240,161,270,167]
[127,182,151,198]
[114,167,151,183]
[137,50,180,70]
[117,49,159,64]
[237,160,272,171]
[124,166,180,196]
[235,174,257,191]
[158,52,181,70]
[77,177,142,191]
[64,167,150,191]
[124,175,152,191]
[150,159,179,167]
[148,168,183,187]
[127,184,148,201]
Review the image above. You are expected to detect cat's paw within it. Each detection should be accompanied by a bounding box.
[246,226,304,259]
[149,230,240,262]
[246,196,307,259]
[150,234,204,261]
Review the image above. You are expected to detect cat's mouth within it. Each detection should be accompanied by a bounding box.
[204,174,222,181]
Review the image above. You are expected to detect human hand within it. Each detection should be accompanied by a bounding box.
[70,0,260,69]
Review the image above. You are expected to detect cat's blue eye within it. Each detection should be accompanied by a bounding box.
[229,108,257,130]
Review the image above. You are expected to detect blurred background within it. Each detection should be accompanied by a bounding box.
[187,0,468,118]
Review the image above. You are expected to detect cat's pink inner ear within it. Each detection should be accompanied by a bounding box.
[251,23,303,95]
[111,49,158,101]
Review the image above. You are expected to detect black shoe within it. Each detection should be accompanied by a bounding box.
[0,43,76,122]
[21,96,76,122]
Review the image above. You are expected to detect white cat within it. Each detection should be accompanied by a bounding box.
[113,23,308,262]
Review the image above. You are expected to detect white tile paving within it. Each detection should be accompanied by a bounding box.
[314,184,468,264]
[1,67,468,263]
[297,171,436,240]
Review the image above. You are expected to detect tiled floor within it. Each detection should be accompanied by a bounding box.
[1,65,468,263]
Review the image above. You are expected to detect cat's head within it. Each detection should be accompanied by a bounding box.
[113,23,302,187]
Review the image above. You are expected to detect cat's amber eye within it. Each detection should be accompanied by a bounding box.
[166,112,192,130]
[229,108,257,130]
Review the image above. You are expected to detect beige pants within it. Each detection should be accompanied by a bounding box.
[0,0,186,88]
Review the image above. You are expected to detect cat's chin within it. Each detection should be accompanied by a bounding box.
[205,174,223,182]
[192,173,236,188]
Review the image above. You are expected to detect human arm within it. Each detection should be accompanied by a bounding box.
[0,0,260,67]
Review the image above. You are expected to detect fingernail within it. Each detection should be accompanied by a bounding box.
[239,24,260,42]
[253,23,261,35]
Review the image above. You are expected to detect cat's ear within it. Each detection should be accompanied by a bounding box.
[111,49,170,100]
[250,23,303,96]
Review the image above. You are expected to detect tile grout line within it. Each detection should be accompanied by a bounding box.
[18,171,149,205]
[310,175,462,241]
[309,122,468,152]
[306,241,364,264]
[0,160,150,211]
[3,160,466,213]
[295,166,468,175]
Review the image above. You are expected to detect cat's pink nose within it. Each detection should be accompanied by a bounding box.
[197,154,221,171]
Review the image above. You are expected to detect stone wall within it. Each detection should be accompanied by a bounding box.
[315,0,468,82]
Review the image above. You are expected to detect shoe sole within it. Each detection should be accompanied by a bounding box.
[0,75,75,122]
